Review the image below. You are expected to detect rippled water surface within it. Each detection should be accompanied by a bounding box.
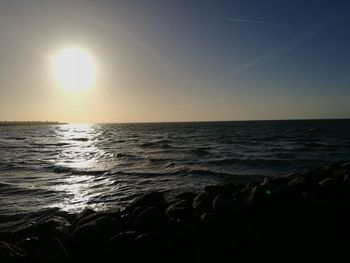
[1,120,350,229]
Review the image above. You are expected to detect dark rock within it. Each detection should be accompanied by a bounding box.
[59,254,90,263]
[134,229,195,262]
[0,231,14,242]
[260,177,270,186]
[33,238,68,263]
[109,231,139,247]
[173,192,197,202]
[302,191,331,207]
[288,176,307,188]
[193,192,212,212]
[129,206,147,222]
[318,177,339,193]
[11,224,36,241]
[265,177,289,189]
[161,219,196,261]
[75,213,100,228]
[11,216,71,243]
[133,207,165,232]
[212,195,238,217]
[343,174,350,189]
[205,183,238,196]
[134,232,164,261]
[126,192,165,212]
[74,208,96,225]
[68,223,103,252]
[0,241,26,262]
[120,206,147,230]
[105,231,139,260]
[93,215,120,239]
[331,167,347,179]
[240,182,258,197]
[166,200,192,220]
[75,208,120,228]
[36,216,72,240]
[244,185,267,207]
[16,237,40,256]
[69,214,120,253]
[200,213,216,226]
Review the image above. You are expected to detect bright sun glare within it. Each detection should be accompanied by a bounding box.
[52,47,96,90]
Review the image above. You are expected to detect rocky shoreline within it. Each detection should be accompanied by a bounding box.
[1,161,350,262]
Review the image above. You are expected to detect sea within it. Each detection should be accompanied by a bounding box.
[0,119,350,230]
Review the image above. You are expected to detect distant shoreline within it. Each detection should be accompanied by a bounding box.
[0,121,67,126]
[0,118,349,126]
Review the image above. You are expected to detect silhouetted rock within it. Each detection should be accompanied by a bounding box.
[68,223,103,252]
[2,161,350,262]
[33,238,68,263]
[93,215,120,239]
[0,241,26,263]
[75,208,96,225]
[212,195,238,218]
[166,200,192,220]
[109,230,138,248]
[74,208,120,228]
[0,232,13,243]
[173,192,197,203]
[133,207,165,232]
[193,192,212,212]
[318,177,339,192]
[342,174,350,189]
[36,216,72,241]
[11,224,36,242]
[134,232,164,261]
[288,176,308,190]
[16,237,40,256]
[75,212,101,228]
[200,212,216,225]
[104,231,139,261]
[126,192,165,212]
[205,183,237,196]
[244,185,268,207]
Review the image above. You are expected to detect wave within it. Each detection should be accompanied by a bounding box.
[3,137,26,140]
[139,142,173,148]
[50,164,108,175]
[138,138,175,149]
[116,153,140,160]
[0,182,61,195]
[109,168,232,180]
[204,157,305,167]
[190,147,212,155]
[67,137,89,142]
[52,165,73,173]
[0,163,27,171]
[29,142,71,147]
[0,207,65,231]
[1,120,350,230]
[0,182,14,188]
[163,161,177,168]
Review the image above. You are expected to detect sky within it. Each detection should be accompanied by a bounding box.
[0,0,349,123]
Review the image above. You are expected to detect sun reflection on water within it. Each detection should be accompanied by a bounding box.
[49,175,94,212]
[47,124,112,212]
[55,124,103,170]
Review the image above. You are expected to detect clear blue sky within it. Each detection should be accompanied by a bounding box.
[0,0,349,122]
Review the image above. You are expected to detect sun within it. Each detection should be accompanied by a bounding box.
[52,47,96,90]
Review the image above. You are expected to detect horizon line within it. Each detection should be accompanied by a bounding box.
[2,117,349,125]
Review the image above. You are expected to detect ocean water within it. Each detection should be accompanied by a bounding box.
[1,120,350,229]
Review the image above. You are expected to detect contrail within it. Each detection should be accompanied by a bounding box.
[223,31,317,78]
[227,18,272,25]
